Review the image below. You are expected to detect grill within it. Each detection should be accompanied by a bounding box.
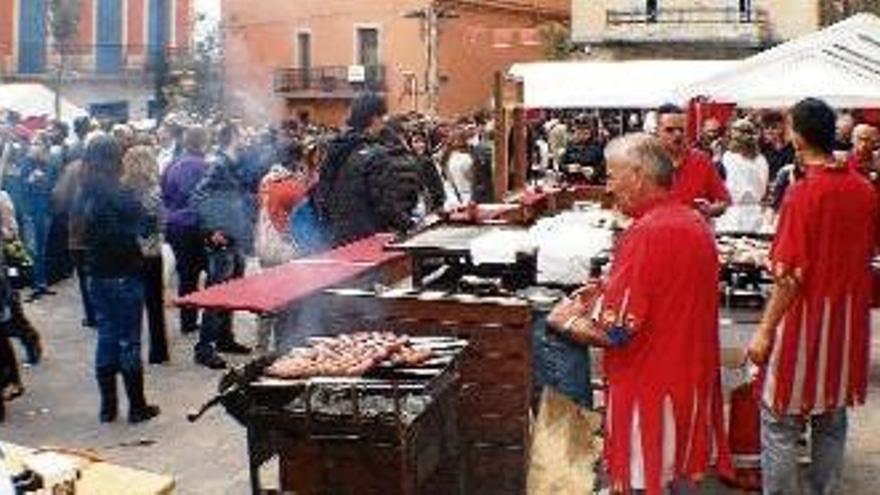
[191,337,467,495]
[385,224,537,292]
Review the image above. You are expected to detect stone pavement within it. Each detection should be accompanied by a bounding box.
[2,277,880,494]
[1,277,255,494]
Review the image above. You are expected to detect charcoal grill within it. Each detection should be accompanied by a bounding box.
[192,336,467,495]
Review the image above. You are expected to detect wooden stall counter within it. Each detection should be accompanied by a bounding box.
[445,203,525,224]
[1,442,174,495]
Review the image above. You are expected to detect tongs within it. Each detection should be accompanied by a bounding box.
[187,355,277,423]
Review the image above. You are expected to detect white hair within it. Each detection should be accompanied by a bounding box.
[604,133,675,188]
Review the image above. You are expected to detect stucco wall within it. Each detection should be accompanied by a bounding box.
[223,0,568,124]
[437,6,549,118]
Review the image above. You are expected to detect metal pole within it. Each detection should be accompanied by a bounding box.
[493,71,509,200]
[154,0,169,122]
[426,3,439,119]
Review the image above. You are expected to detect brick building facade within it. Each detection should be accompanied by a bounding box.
[0,0,192,120]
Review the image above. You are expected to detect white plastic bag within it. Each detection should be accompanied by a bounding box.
[254,207,298,268]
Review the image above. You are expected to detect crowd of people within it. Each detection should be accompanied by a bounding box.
[0,94,507,422]
[529,104,880,233]
[0,93,878,495]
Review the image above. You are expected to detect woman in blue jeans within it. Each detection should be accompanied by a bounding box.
[77,133,159,423]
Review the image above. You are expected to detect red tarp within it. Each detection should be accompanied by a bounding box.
[312,233,400,264]
[175,234,404,314]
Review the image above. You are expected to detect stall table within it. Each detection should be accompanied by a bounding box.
[385,224,532,290]
[446,203,524,224]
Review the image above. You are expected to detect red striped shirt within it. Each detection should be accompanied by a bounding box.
[760,165,879,415]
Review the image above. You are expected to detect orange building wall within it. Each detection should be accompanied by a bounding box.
[0,0,13,57]
[77,0,94,47]
[128,0,145,54]
[175,0,191,49]
[223,0,429,122]
[223,0,568,124]
[437,7,551,118]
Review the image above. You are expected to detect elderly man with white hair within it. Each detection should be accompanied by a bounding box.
[548,133,732,494]
[846,123,880,183]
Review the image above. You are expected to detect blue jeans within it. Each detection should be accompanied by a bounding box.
[761,404,848,495]
[89,276,145,375]
[21,211,50,290]
[196,246,244,358]
[72,250,96,324]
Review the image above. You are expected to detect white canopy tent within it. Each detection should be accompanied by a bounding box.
[681,13,880,108]
[509,60,737,109]
[0,83,87,121]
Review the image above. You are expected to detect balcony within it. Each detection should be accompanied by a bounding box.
[602,7,772,47]
[273,65,387,99]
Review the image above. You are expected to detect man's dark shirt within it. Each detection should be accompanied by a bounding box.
[760,141,795,182]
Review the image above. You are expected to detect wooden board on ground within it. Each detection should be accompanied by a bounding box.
[1,442,175,495]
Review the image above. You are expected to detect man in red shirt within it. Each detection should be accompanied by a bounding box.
[749,98,879,495]
[655,104,731,217]
[549,133,732,494]
[846,123,879,183]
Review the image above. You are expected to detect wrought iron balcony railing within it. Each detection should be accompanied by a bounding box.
[606,7,768,26]
[273,65,386,96]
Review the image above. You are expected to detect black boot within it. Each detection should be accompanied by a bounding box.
[22,333,42,365]
[11,295,43,365]
[96,371,118,423]
[121,369,160,424]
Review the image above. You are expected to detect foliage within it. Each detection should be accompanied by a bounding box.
[820,0,880,25]
[540,22,574,61]
[47,0,81,119]
[163,13,225,117]
[48,0,81,55]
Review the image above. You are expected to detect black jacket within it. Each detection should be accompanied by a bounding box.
[561,142,606,184]
[80,178,148,277]
[312,131,421,247]
[414,155,446,213]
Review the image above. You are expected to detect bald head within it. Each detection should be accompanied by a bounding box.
[837,113,856,143]
[852,123,879,159]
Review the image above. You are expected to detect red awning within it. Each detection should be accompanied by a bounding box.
[312,233,401,264]
[175,234,405,314]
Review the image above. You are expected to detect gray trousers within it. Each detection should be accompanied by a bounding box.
[761,404,847,495]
